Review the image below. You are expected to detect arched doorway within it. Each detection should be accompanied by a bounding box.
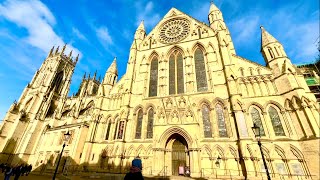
[166,134,189,176]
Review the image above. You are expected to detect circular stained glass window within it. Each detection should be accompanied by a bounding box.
[159,18,190,44]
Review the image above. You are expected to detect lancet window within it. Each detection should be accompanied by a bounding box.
[105,120,111,140]
[52,71,64,93]
[268,106,285,136]
[169,51,184,95]
[146,108,154,139]
[250,107,265,136]
[194,48,208,92]
[117,121,125,139]
[149,57,158,97]
[135,109,143,139]
[202,104,212,138]
[215,104,228,137]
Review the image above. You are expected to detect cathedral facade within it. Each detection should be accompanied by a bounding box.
[0,3,319,179]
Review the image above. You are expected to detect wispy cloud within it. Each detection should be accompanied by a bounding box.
[72,27,87,41]
[0,0,81,57]
[135,1,161,30]
[229,15,260,44]
[96,26,113,45]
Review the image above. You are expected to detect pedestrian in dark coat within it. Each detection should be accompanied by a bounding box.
[4,166,13,180]
[13,165,22,180]
[124,158,144,180]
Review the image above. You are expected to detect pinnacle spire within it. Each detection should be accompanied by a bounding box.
[260,26,278,48]
[209,0,220,13]
[106,57,118,75]
[137,20,145,32]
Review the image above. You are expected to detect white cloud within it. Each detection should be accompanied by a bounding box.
[96,26,113,45]
[229,15,260,44]
[0,0,81,57]
[135,1,161,30]
[72,27,87,41]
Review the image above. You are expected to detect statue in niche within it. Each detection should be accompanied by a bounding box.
[185,109,194,122]
[171,111,179,123]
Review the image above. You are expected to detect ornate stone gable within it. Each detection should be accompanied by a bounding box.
[139,8,214,50]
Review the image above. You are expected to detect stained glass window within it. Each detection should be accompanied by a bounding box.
[194,49,208,92]
[216,104,228,137]
[268,106,285,136]
[135,109,143,139]
[177,53,184,94]
[149,57,158,97]
[117,121,125,139]
[113,121,118,140]
[146,108,154,139]
[169,52,184,95]
[250,107,265,136]
[105,121,111,140]
[202,104,212,138]
[169,55,176,95]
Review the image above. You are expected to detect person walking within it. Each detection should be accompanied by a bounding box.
[124,157,144,180]
[13,165,22,180]
[4,166,13,180]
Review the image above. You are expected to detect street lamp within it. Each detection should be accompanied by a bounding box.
[53,131,71,180]
[252,123,271,180]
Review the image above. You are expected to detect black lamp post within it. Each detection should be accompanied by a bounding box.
[52,131,71,180]
[252,123,271,180]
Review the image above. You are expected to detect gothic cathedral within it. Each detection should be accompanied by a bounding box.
[0,3,319,179]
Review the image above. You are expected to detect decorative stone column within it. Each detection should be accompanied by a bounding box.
[189,148,201,177]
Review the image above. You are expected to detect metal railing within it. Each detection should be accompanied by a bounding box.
[158,166,167,177]
[200,168,316,179]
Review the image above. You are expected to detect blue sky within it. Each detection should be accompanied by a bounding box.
[0,0,318,121]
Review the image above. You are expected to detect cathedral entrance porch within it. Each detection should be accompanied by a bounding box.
[155,126,200,177]
[167,134,189,176]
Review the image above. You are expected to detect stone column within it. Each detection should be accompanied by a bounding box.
[190,148,201,177]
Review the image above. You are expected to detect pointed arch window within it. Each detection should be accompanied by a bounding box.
[169,51,184,95]
[117,121,125,139]
[146,108,154,139]
[105,120,111,140]
[113,120,118,140]
[268,48,274,59]
[52,71,64,93]
[194,48,208,92]
[268,106,285,136]
[250,107,265,136]
[135,109,143,139]
[215,104,228,137]
[202,104,212,138]
[149,57,158,97]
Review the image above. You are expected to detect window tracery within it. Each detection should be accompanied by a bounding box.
[194,48,208,92]
[202,104,212,138]
[146,108,154,139]
[268,106,285,136]
[159,18,190,44]
[250,107,265,136]
[215,104,228,137]
[135,109,143,139]
[149,57,158,97]
[117,121,125,139]
[105,120,111,140]
[169,51,184,94]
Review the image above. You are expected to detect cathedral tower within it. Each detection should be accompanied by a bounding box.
[0,45,77,163]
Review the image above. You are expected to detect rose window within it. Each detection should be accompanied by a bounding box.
[159,19,190,44]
